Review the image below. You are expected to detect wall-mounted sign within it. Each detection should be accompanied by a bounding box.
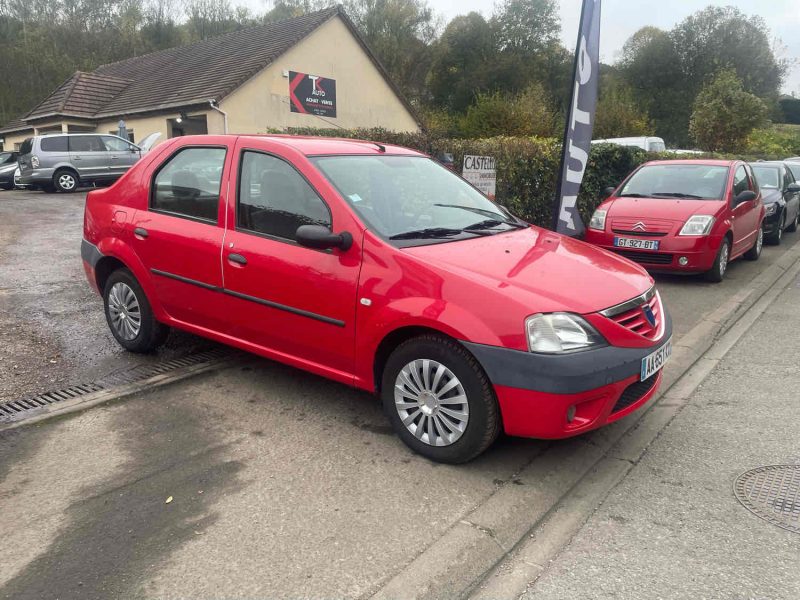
[462,155,496,200]
[289,71,337,118]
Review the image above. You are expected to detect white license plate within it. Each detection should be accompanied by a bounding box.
[641,338,672,381]
[614,237,659,250]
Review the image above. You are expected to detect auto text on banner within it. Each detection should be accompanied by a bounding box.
[552,0,601,237]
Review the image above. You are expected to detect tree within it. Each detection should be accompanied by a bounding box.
[593,76,652,139]
[491,0,559,56]
[689,69,768,152]
[458,83,558,138]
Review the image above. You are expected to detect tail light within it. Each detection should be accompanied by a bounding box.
[31,155,40,168]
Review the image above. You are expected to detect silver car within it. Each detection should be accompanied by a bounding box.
[17,133,159,193]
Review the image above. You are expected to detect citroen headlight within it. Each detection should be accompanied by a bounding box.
[525,313,606,354]
[764,203,777,216]
[679,215,715,236]
[589,209,607,231]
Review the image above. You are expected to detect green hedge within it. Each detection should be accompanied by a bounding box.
[284,127,675,228]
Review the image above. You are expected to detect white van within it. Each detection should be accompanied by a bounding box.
[591,136,666,152]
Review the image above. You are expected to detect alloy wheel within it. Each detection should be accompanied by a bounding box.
[756,227,764,254]
[394,359,469,447]
[719,241,729,277]
[107,282,142,340]
[58,173,76,191]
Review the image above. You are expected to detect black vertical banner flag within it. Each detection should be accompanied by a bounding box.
[552,0,601,237]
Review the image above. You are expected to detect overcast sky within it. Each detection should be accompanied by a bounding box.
[249,0,800,95]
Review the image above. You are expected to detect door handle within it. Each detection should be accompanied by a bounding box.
[73,156,81,160]
[228,253,247,265]
[110,156,119,160]
[134,227,148,238]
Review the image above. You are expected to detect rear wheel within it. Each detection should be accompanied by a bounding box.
[381,334,500,463]
[53,169,79,193]
[744,226,763,261]
[103,269,169,353]
[705,238,730,283]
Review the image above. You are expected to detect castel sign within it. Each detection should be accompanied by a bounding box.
[289,71,337,118]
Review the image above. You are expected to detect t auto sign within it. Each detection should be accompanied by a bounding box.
[289,71,337,118]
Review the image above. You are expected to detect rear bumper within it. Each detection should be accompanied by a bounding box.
[462,312,672,439]
[19,169,55,185]
[585,230,722,272]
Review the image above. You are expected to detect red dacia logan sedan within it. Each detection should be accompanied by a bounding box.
[82,135,672,463]
[585,159,765,282]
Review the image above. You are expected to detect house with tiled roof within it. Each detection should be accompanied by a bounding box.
[0,6,420,150]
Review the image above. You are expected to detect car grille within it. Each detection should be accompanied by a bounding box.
[612,229,668,237]
[604,289,663,340]
[612,373,658,414]
[612,249,674,265]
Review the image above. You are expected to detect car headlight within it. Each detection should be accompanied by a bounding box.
[589,209,607,231]
[764,203,777,216]
[31,155,39,169]
[679,215,715,236]
[525,313,606,354]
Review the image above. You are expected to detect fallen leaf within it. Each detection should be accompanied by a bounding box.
[165,496,173,504]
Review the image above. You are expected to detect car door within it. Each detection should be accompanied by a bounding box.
[101,135,139,177]
[729,164,759,255]
[129,142,232,331]
[220,142,363,382]
[69,135,110,180]
[784,165,800,224]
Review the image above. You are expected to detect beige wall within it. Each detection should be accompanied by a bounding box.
[221,16,420,134]
[2,131,32,150]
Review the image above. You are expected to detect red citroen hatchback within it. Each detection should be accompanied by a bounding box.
[82,135,672,463]
[585,159,765,282]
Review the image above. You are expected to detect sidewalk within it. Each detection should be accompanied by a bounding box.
[522,271,800,599]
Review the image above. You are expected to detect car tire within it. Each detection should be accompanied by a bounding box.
[767,214,784,245]
[381,334,500,464]
[0,182,13,191]
[705,238,730,283]
[53,169,79,193]
[787,213,799,233]
[103,268,169,353]
[42,185,57,194]
[744,226,763,261]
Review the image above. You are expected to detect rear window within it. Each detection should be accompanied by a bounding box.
[19,138,33,155]
[40,136,69,152]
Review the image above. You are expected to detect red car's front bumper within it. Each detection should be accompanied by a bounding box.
[495,370,662,438]
[584,229,723,273]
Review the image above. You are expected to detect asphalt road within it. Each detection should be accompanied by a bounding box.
[0,187,798,599]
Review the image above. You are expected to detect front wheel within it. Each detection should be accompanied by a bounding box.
[744,226,763,261]
[766,214,784,245]
[103,269,169,353]
[705,238,730,283]
[381,335,500,464]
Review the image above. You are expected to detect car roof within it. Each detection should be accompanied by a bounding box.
[749,161,786,168]
[643,159,736,167]
[236,134,424,157]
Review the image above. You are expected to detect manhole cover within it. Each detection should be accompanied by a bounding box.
[734,465,800,533]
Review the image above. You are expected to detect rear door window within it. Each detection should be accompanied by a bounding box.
[69,136,106,152]
[40,136,68,152]
[151,147,226,223]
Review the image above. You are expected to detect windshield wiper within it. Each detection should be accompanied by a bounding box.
[433,204,521,224]
[463,218,526,231]
[651,192,705,199]
[618,193,649,198]
[389,227,466,240]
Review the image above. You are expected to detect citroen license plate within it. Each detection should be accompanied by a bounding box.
[614,237,659,250]
[641,338,672,381]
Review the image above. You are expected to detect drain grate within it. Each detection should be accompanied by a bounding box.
[734,465,800,534]
[0,347,235,424]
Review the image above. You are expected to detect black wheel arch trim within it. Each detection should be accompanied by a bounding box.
[462,311,673,395]
[81,239,104,268]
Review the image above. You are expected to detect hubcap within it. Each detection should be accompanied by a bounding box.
[107,282,141,340]
[757,228,763,253]
[720,242,729,276]
[59,174,75,190]
[394,359,469,447]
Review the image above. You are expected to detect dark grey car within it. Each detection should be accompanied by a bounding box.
[17,133,157,192]
[750,161,800,245]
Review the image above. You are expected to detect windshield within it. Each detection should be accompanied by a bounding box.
[311,155,522,243]
[752,166,780,189]
[619,164,729,200]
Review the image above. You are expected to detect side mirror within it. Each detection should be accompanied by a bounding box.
[603,186,616,198]
[734,190,756,205]
[296,225,353,251]
[787,182,800,194]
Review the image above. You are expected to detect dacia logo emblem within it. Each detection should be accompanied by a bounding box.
[642,304,656,327]
[632,221,647,232]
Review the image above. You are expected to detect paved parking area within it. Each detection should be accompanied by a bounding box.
[1,187,799,598]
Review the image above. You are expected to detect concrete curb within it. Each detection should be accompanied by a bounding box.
[370,241,800,600]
